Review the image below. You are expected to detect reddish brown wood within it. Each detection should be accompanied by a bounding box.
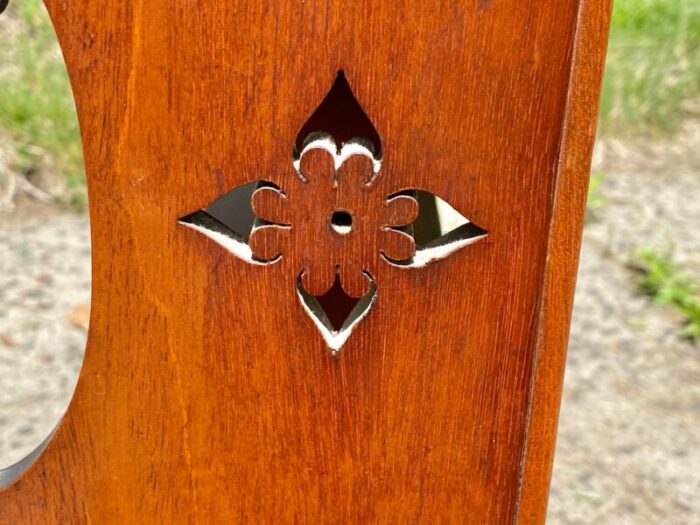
[250,150,418,297]
[0,1,611,523]
[515,1,614,522]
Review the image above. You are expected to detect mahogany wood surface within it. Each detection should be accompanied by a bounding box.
[0,1,611,523]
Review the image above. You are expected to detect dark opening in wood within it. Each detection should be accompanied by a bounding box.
[330,210,353,234]
[295,71,382,157]
[316,273,361,331]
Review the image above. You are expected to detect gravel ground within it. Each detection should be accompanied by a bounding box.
[0,131,698,523]
[549,234,700,524]
[0,207,90,469]
[550,124,700,525]
[585,121,700,281]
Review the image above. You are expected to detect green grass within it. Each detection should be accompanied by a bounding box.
[633,249,700,342]
[600,0,700,135]
[0,0,699,202]
[0,0,84,195]
[585,171,606,221]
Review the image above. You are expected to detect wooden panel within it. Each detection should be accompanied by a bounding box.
[0,1,611,523]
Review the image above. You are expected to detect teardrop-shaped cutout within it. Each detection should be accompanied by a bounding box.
[179,181,288,265]
[296,270,377,355]
[382,190,487,267]
[295,70,382,158]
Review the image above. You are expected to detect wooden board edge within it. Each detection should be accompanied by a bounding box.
[513,0,614,523]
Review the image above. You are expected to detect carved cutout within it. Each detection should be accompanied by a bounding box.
[179,71,487,352]
[330,210,353,235]
[296,271,377,355]
[295,71,382,159]
[383,190,488,268]
[179,181,287,265]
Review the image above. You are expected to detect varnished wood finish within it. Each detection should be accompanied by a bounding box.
[515,1,613,522]
[0,1,611,523]
[250,150,418,298]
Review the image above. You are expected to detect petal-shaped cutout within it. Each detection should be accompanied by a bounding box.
[294,71,382,159]
[301,260,337,296]
[384,193,419,227]
[249,225,290,263]
[178,180,287,265]
[299,148,336,186]
[296,271,377,355]
[251,186,289,224]
[294,134,381,176]
[381,228,416,261]
[339,264,370,299]
[381,190,487,268]
[336,154,374,186]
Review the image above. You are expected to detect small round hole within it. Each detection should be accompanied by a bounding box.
[330,210,353,235]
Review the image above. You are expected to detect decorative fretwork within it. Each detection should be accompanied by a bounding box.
[179,72,487,353]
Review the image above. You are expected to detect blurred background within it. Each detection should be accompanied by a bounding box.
[0,1,698,523]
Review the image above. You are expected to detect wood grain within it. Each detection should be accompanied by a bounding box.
[515,1,614,522]
[0,1,611,523]
[250,149,418,298]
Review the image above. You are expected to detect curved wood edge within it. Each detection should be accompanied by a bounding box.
[0,0,89,495]
[0,427,57,488]
[513,0,613,523]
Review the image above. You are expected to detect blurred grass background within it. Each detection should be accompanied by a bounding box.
[0,0,83,207]
[601,0,700,135]
[1,0,699,195]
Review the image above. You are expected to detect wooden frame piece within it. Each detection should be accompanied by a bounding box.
[0,1,612,523]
